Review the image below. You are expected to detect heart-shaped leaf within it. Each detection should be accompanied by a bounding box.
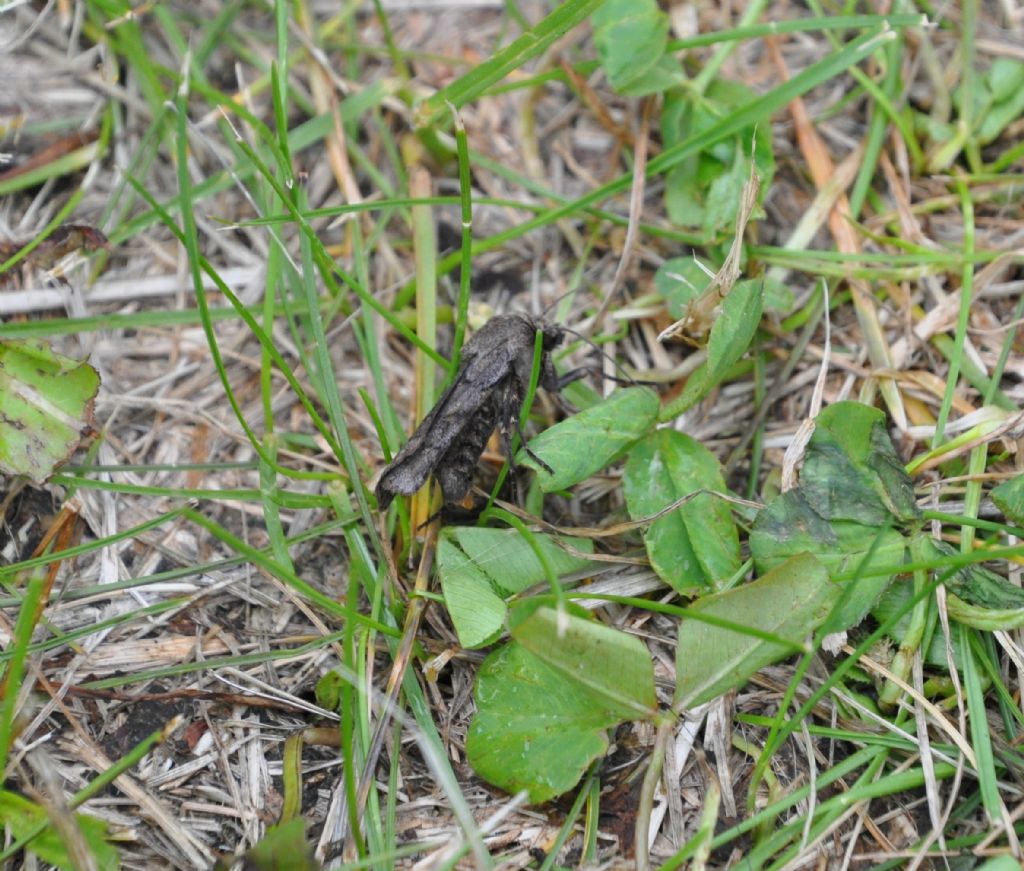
[623,429,740,593]
[800,401,919,525]
[592,0,672,95]
[467,605,656,803]
[510,603,657,719]
[750,490,905,630]
[0,340,99,482]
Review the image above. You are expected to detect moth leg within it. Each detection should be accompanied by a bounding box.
[512,416,555,476]
[416,509,443,531]
[552,364,644,391]
[496,374,555,478]
[553,366,589,390]
[493,423,520,504]
[537,359,589,393]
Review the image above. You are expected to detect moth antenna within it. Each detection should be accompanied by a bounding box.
[533,288,642,384]
[538,286,586,321]
[558,324,642,386]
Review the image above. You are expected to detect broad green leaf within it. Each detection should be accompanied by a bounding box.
[243,819,320,871]
[623,430,739,593]
[751,401,920,627]
[437,540,509,649]
[0,340,99,482]
[446,527,593,595]
[314,668,344,711]
[974,89,1024,147]
[518,387,659,492]
[973,857,1023,871]
[664,162,705,228]
[592,0,669,94]
[510,603,657,719]
[674,279,763,411]
[675,553,837,707]
[467,642,616,803]
[0,789,119,871]
[654,256,711,319]
[467,606,656,802]
[801,402,919,525]
[702,148,749,238]
[761,274,794,312]
[924,538,1024,618]
[437,528,594,649]
[750,490,904,629]
[661,80,775,233]
[987,57,1024,102]
[991,474,1024,525]
[616,54,685,97]
[973,58,1024,144]
[656,263,790,321]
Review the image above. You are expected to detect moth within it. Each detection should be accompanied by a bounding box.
[376,313,584,510]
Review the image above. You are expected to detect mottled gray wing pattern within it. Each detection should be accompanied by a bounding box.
[459,314,540,388]
[434,389,503,503]
[375,313,560,509]
[375,370,493,508]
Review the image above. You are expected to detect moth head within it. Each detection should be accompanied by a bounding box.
[540,322,565,350]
